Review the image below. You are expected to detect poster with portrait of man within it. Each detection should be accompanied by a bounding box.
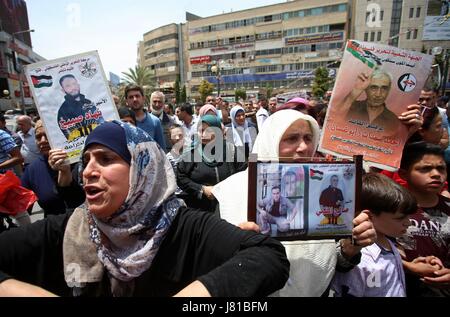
[319,40,433,170]
[25,51,119,163]
[248,158,361,240]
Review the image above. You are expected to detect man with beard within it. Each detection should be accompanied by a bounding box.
[150,91,174,153]
[57,74,104,141]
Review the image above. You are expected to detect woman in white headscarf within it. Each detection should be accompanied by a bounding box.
[213,109,376,297]
[226,105,257,160]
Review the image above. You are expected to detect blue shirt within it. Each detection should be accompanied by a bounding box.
[21,156,85,217]
[331,239,406,297]
[136,112,166,150]
[0,129,18,173]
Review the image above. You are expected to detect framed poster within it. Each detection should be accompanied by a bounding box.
[319,40,433,171]
[25,51,120,163]
[247,156,362,240]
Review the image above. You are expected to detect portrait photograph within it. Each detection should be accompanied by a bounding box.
[251,160,361,240]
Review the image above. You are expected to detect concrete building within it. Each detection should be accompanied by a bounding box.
[351,0,450,94]
[138,23,187,96]
[186,0,349,99]
[0,0,45,111]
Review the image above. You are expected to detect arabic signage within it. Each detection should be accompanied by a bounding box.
[319,40,433,171]
[190,55,211,65]
[205,70,315,84]
[285,32,344,46]
[25,51,120,163]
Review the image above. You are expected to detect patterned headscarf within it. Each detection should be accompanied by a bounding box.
[85,121,185,282]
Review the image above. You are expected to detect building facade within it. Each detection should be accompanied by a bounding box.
[138,0,450,99]
[0,0,45,111]
[138,23,186,95]
[186,0,349,99]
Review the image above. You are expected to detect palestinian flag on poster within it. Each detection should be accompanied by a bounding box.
[310,169,324,180]
[346,40,381,69]
[31,75,53,88]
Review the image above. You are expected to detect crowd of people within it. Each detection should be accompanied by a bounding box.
[0,81,449,297]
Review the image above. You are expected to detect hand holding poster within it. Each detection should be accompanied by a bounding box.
[25,51,119,163]
[319,40,433,170]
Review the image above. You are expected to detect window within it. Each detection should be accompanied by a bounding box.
[409,8,414,18]
[370,32,375,41]
[264,15,272,22]
[380,10,384,21]
[406,30,411,39]
[377,31,382,41]
[416,7,421,18]
[413,29,418,39]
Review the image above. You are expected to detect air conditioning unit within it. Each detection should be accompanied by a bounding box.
[248,55,255,61]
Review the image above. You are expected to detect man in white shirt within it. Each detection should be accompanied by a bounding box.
[16,116,40,168]
[256,97,269,131]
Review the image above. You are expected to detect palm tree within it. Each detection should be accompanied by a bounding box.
[121,66,156,104]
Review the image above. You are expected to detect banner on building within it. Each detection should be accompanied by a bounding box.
[25,51,119,163]
[285,32,344,46]
[319,40,433,171]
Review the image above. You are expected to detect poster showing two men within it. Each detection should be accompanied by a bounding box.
[320,40,433,170]
[25,51,119,163]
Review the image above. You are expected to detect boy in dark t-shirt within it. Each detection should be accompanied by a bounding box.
[397,142,450,297]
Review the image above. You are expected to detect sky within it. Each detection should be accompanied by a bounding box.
[26,0,285,79]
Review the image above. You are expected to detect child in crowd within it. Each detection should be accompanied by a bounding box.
[331,173,417,297]
[397,142,450,297]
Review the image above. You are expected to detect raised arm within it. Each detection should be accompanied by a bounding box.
[334,72,370,114]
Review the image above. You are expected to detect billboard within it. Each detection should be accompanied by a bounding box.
[0,0,32,47]
[422,16,450,41]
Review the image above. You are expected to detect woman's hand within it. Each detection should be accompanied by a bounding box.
[341,210,377,259]
[48,149,72,187]
[202,186,215,200]
[0,279,58,297]
[398,104,423,137]
[173,280,211,297]
[403,256,444,277]
[238,221,260,233]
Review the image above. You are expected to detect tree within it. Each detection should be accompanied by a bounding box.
[235,88,246,102]
[265,84,273,99]
[121,65,156,102]
[312,67,332,99]
[181,85,187,103]
[174,76,181,104]
[198,80,214,103]
[121,65,155,88]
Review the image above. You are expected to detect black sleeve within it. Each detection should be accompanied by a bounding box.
[56,180,85,209]
[0,213,72,295]
[176,160,203,195]
[173,208,289,296]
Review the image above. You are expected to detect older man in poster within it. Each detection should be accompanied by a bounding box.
[338,69,398,135]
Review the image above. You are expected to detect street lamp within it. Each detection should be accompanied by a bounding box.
[210,60,222,97]
[11,29,35,114]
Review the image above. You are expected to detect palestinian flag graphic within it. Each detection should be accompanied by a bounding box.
[31,75,53,88]
[346,40,381,69]
[310,169,324,180]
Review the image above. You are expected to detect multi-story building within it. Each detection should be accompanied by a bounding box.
[0,0,45,111]
[138,23,187,96]
[351,0,450,94]
[186,0,349,99]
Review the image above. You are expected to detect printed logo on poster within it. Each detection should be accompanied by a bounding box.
[397,73,417,92]
[79,61,98,78]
